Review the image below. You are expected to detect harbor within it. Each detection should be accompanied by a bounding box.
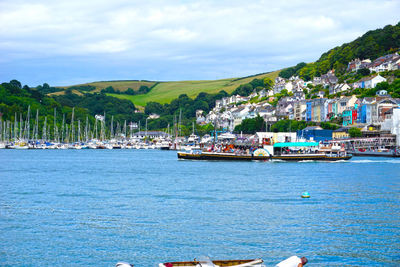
[2,2,400,265]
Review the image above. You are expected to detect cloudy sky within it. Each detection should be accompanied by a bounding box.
[0,0,399,86]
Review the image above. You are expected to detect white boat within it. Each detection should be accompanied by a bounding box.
[14,143,29,149]
[159,256,265,267]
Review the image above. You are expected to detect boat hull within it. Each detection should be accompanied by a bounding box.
[177,152,352,161]
[178,152,269,161]
[271,154,352,161]
[160,258,264,267]
[350,151,400,157]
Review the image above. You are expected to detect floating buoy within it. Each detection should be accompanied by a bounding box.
[301,191,310,198]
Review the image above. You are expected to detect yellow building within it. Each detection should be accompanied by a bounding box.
[332,127,350,139]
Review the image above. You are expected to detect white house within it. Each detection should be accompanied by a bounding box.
[330,83,351,95]
[365,74,386,88]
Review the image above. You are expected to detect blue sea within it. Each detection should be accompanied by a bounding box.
[0,150,399,266]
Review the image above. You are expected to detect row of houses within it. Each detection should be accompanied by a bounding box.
[273,53,399,97]
[303,96,400,126]
[215,89,271,109]
[347,52,400,73]
[197,92,400,132]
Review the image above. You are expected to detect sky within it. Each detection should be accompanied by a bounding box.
[0,0,399,87]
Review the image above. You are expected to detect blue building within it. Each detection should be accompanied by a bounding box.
[358,104,368,123]
[306,101,312,122]
[297,126,333,142]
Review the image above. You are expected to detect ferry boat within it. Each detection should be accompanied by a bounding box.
[177,142,352,161]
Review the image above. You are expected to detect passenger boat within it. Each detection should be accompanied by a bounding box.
[159,257,265,267]
[177,150,269,160]
[271,142,352,161]
[178,142,352,161]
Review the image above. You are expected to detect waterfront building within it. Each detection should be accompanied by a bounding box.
[297,126,333,142]
[332,127,350,139]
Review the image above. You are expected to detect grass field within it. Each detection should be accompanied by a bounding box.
[59,70,280,106]
[127,71,279,106]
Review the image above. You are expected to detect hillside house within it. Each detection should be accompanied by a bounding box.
[354,74,386,89]
[330,83,351,95]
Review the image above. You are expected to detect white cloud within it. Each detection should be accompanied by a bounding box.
[0,0,399,85]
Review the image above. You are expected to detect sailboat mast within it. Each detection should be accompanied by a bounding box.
[61,113,65,143]
[110,116,114,140]
[26,105,30,141]
[54,108,57,142]
[71,107,75,143]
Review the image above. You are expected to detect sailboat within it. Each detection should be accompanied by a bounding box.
[187,122,199,143]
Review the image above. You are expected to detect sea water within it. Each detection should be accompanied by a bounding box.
[0,150,399,266]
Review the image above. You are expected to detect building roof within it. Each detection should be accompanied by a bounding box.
[303,126,323,130]
[273,141,319,148]
[333,127,350,132]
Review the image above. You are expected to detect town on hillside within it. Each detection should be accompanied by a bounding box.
[194,52,400,146]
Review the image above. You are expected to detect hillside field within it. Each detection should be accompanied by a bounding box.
[56,70,279,106]
[108,70,279,106]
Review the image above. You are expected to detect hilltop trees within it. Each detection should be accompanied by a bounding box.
[279,62,307,79]
[279,22,400,81]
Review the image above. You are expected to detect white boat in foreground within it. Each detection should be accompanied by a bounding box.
[159,257,265,267]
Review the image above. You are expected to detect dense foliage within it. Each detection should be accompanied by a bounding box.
[101,83,159,96]
[231,77,274,96]
[279,62,307,79]
[233,115,266,134]
[270,120,339,132]
[0,80,144,137]
[53,91,137,122]
[349,127,362,138]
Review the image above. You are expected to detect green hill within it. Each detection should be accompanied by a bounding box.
[280,22,400,80]
[64,70,279,106]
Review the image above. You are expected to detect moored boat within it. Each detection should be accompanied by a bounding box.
[159,257,265,267]
[349,147,400,157]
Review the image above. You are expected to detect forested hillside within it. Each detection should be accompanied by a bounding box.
[0,80,143,131]
[280,22,400,80]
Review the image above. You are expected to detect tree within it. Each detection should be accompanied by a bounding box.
[10,79,22,89]
[138,85,150,94]
[234,115,265,134]
[349,127,362,138]
[357,68,370,76]
[263,77,274,90]
[126,88,135,95]
[145,101,164,115]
